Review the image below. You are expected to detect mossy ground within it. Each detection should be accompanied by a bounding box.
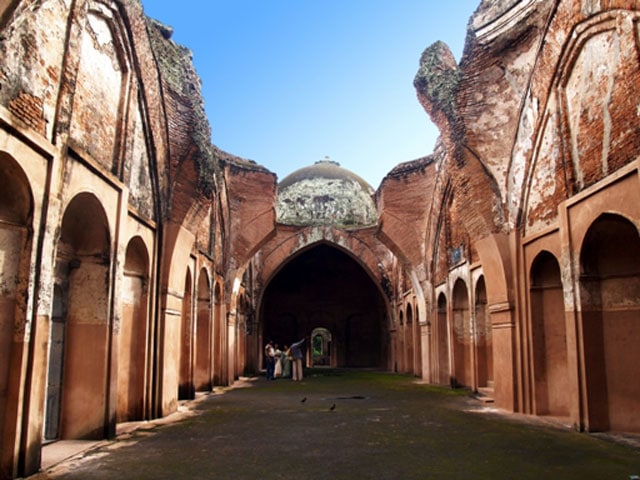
[34,369,640,480]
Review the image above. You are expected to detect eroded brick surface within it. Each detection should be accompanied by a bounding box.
[3,2,640,478]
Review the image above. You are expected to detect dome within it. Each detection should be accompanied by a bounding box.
[276,159,377,227]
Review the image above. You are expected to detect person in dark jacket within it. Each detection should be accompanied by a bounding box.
[264,340,276,380]
[289,338,305,381]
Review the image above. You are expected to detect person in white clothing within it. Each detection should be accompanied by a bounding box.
[273,343,282,378]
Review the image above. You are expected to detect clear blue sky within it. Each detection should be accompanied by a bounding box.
[141,1,479,188]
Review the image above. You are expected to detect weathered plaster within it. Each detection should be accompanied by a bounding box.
[277,177,377,227]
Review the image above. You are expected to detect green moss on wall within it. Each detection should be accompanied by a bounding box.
[413,40,460,119]
[146,18,217,196]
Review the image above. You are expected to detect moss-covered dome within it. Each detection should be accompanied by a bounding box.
[276,159,377,227]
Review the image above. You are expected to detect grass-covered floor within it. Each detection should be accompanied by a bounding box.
[33,369,640,480]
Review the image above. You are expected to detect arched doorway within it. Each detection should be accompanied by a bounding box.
[48,193,111,440]
[311,327,332,366]
[117,237,149,422]
[436,293,450,385]
[260,244,388,369]
[179,268,194,399]
[474,277,492,390]
[452,279,471,388]
[194,269,211,392]
[580,214,640,432]
[530,251,568,417]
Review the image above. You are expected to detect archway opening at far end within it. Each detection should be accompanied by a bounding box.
[311,327,332,367]
[260,244,389,369]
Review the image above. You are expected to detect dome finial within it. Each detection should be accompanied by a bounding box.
[316,155,339,167]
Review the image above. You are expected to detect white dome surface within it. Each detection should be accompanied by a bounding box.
[276,159,377,227]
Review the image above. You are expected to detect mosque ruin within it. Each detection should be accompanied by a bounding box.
[1,0,639,478]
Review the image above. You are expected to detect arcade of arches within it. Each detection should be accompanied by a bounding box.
[1,1,639,478]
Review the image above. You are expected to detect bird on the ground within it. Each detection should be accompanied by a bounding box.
[329,403,336,411]
[300,397,307,403]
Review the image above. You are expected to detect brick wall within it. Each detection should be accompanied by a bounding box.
[8,92,45,134]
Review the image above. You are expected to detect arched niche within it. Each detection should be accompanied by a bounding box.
[213,282,224,386]
[70,2,131,170]
[49,192,111,440]
[0,153,33,453]
[0,152,32,223]
[474,276,493,390]
[397,309,405,374]
[414,304,422,378]
[405,304,414,375]
[235,293,247,378]
[530,251,568,417]
[117,236,150,422]
[179,268,194,400]
[194,269,211,392]
[452,279,471,388]
[436,292,450,385]
[580,214,640,432]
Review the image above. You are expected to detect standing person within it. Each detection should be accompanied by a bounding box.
[264,340,276,380]
[281,345,292,378]
[289,338,305,381]
[273,343,282,379]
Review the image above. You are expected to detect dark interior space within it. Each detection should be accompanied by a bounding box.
[260,244,388,368]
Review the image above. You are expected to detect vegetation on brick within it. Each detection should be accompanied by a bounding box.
[413,40,460,120]
[146,17,217,196]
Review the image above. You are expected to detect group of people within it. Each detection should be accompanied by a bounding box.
[264,338,305,381]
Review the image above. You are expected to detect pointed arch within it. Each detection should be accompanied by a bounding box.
[0,153,34,466]
[194,268,212,391]
[69,1,134,170]
[117,236,150,422]
[436,292,450,385]
[474,276,493,390]
[179,267,194,399]
[452,279,471,388]
[579,214,640,432]
[520,10,640,234]
[406,304,414,375]
[414,303,423,378]
[49,192,111,439]
[311,327,333,367]
[259,243,388,370]
[213,281,225,386]
[530,250,568,417]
